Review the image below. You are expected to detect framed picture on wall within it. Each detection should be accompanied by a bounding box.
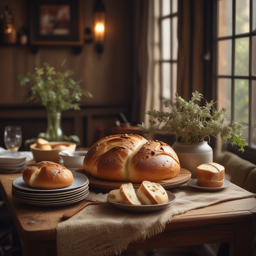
[29,0,83,46]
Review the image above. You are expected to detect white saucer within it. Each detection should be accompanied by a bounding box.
[107,191,176,212]
[187,178,231,191]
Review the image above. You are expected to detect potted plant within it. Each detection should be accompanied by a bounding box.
[18,61,93,142]
[138,91,246,177]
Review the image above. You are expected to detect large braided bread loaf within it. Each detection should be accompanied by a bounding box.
[83,134,180,183]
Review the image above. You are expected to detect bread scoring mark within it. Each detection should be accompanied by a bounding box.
[204,163,221,172]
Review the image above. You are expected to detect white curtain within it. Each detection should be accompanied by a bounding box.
[132,0,161,126]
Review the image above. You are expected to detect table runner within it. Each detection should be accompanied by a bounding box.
[57,183,253,256]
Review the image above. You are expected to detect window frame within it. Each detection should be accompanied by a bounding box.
[159,0,178,111]
[214,0,256,164]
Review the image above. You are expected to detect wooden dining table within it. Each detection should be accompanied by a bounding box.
[0,172,256,256]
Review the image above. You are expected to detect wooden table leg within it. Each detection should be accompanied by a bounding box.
[230,221,254,256]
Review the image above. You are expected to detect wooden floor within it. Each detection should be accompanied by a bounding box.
[0,201,220,256]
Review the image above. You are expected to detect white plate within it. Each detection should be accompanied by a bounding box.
[12,184,89,198]
[0,166,25,174]
[12,172,89,193]
[12,185,89,199]
[0,159,27,168]
[107,191,176,212]
[0,164,25,170]
[187,178,231,191]
[12,188,89,202]
[12,190,89,207]
[0,156,27,165]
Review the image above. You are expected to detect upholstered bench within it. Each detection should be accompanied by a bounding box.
[213,150,256,193]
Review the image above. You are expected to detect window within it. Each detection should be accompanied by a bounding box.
[159,0,178,110]
[216,0,256,149]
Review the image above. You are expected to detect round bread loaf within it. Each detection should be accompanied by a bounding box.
[23,161,74,189]
[196,162,225,187]
[83,134,180,183]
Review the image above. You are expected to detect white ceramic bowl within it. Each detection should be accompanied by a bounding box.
[30,142,76,163]
[59,151,87,169]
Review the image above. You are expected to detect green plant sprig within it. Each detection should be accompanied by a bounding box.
[18,62,93,113]
[138,91,246,151]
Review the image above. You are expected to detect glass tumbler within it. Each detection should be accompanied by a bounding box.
[4,126,22,151]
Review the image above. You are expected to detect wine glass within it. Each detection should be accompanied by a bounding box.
[4,126,22,152]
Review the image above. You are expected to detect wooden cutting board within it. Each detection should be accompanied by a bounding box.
[75,168,191,193]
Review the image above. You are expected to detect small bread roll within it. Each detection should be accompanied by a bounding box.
[136,181,168,204]
[36,138,52,150]
[53,145,68,150]
[196,162,225,187]
[23,161,74,189]
[119,183,141,205]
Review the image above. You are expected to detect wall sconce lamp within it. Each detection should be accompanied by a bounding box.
[94,0,105,54]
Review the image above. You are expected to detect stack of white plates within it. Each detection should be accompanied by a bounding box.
[12,172,89,207]
[0,157,27,174]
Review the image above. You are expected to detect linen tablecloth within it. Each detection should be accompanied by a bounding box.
[57,183,253,256]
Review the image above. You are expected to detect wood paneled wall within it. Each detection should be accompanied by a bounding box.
[0,105,131,150]
[0,0,135,150]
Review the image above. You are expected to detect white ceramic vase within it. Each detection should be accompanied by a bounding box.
[172,141,213,178]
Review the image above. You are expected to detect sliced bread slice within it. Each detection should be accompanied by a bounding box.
[196,162,225,187]
[136,181,168,205]
[119,182,141,205]
[108,189,124,203]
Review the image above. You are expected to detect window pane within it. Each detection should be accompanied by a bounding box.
[172,17,178,60]
[218,0,232,37]
[252,36,256,76]
[162,0,170,16]
[252,80,256,147]
[235,37,249,76]
[253,0,256,31]
[172,0,177,13]
[235,79,249,142]
[171,63,177,102]
[161,63,171,99]
[161,18,171,60]
[236,0,250,34]
[218,79,232,121]
[218,40,232,75]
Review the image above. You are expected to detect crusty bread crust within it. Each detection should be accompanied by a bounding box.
[83,134,180,182]
[196,162,225,187]
[23,161,74,189]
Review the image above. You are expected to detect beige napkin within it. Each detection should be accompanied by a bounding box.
[57,183,253,256]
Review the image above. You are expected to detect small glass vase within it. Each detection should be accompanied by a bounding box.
[45,112,63,142]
